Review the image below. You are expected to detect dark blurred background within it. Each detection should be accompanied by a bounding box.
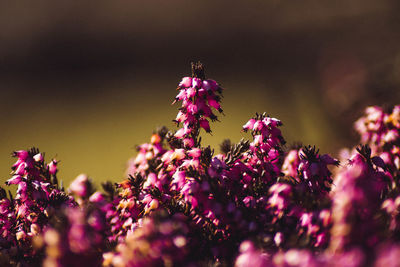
[1,1,400,185]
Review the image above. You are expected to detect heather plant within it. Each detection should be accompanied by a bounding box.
[1,63,400,266]
[0,148,74,266]
[330,145,389,256]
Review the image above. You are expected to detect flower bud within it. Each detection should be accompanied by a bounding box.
[33,153,44,162]
[179,77,192,88]
[48,160,58,175]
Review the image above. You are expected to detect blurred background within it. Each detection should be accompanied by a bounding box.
[1,1,400,186]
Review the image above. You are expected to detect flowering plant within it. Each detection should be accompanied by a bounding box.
[1,62,400,266]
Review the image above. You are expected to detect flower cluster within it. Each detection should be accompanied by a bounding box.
[0,148,74,266]
[1,63,400,266]
[282,146,338,199]
[173,61,223,148]
[354,105,400,188]
[330,145,389,255]
[103,210,191,267]
[38,204,109,267]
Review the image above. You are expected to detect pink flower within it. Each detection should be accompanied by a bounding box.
[6,175,23,185]
[33,153,44,162]
[202,79,219,91]
[69,174,90,198]
[207,98,221,111]
[13,150,29,160]
[243,196,255,208]
[186,87,196,98]
[242,118,255,132]
[48,160,58,175]
[199,119,211,133]
[187,148,201,158]
[89,192,105,203]
[15,162,27,175]
[179,77,192,88]
[192,77,202,88]
[183,138,195,148]
[172,171,186,189]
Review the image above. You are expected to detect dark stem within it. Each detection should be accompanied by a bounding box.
[191,61,206,80]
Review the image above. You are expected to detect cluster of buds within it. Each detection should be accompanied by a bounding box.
[267,183,293,220]
[264,146,337,250]
[330,146,389,254]
[242,113,285,151]
[297,146,339,198]
[382,196,400,239]
[243,113,285,183]
[173,62,223,148]
[38,205,109,267]
[103,210,191,267]
[281,146,339,199]
[298,209,332,248]
[0,148,74,265]
[355,106,400,151]
[355,106,400,173]
[126,127,168,178]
